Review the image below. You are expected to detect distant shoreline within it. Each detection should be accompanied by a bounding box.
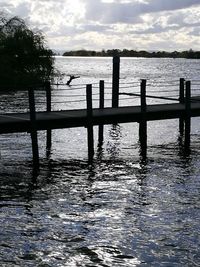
[62,49,200,59]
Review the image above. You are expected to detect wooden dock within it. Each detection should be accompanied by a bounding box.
[0,56,200,167]
[0,102,200,134]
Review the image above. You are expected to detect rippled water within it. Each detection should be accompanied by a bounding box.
[0,57,200,266]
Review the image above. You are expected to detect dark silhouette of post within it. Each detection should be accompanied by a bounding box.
[184,81,191,150]
[46,81,51,112]
[28,87,39,170]
[98,80,104,146]
[112,56,120,108]
[45,81,52,155]
[86,84,94,163]
[139,79,147,160]
[179,78,185,135]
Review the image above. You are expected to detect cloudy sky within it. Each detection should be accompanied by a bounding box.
[1,0,200,51]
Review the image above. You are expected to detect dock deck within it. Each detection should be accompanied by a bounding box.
[0,102,200,134]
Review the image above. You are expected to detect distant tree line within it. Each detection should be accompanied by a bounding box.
[63,49,200,59]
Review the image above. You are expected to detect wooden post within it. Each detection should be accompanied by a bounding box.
[184,81,191,149]
[179,78,185,104]
[46,81,51,112]
[98,80,104,146]
[45,81,52,155]
[112,56,120,108]
[139,79,147,160]
[179,78,185,135]
[86,84,94,163]
[28,87,39,169]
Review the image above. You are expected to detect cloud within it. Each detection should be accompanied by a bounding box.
[0,2,13,8]
[83,0,200,24]
[189,27,200,36]
[81,24,112,32]
[1,0,200,51]
[14,2,31,18]
[130,24,178,35]
[141,0,200,13]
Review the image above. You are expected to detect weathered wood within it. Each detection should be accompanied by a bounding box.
[1,102,200,134]
[179,78,185,135]
[86,84,94,163]
[2,101,200,134]
[28,88,39,169]
[112,56,120,108]
[98,80,104,146]
[139,79,147,159]
[140,79,147,113]
[185,81,191,149]
[45,81,52,155]
[45,81,51,112]
[179,78,185,104]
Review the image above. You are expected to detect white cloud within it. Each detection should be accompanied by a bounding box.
[1,0,200,51]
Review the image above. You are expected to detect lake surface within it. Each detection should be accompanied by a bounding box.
[0,57,200,266]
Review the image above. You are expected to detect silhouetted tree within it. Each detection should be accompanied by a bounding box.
[0,14,54,89]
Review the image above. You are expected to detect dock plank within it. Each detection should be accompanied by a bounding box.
[0,102,200,134]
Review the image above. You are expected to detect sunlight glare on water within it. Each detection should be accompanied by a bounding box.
[0,57,200,266]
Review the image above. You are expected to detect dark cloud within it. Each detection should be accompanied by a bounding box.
[81,24,112,32]
[188,27,200,36]
[38,0,66,2]
[14,3,31,18]
[84,0,143,24]
[0,2,14,14]
[130,23,179,35]
[130,16,200,35]
[0,1,31,19]
[142,0,200,13]
[53,25,83,36]
[84,0,200,24]
[0,2,13,8]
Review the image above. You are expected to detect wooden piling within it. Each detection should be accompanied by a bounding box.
[179,78,185,135]
[112,56,120,108]
[46,81,51,112]
[139,79,147,159]
[98,80,104,146]
[45,81,52,155]
[28,87,39,169]
[86,84,94,163]
[184,81,191,149]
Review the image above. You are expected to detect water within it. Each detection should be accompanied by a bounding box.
[0,57,200,266]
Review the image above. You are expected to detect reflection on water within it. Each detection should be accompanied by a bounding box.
[1,57,200,266]
[106,124,122,160]
[0,126,200,266]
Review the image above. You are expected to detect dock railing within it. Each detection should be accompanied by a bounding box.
[2,57,200,168]
[25,75,197,167]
